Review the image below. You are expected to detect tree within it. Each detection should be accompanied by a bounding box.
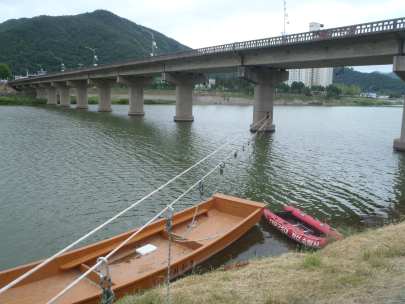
[389,93,402,98]
[291,81,305,93]
[302,87,312,96]
[0,63,12,79]
[326,84,341,99]
[275,82,290,93]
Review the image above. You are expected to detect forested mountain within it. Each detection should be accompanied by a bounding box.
[0,10,191,75]
[385,72,400,79]
[333,67,405,95]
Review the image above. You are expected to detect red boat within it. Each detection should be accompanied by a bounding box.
[262,207,344,248]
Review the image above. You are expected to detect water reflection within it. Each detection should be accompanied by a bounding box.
[1,105,405,272]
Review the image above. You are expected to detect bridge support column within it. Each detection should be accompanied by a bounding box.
[161,73,206,122]
[117,76,155,116]
[30,84,47,99]
[67,81,92,109]
[393,56,405,151]
[39,83,57,105]
[88,79,117,112]
[51,82,71,107]
[238,67,288,132]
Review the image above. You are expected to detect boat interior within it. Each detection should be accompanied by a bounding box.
[0,194,264,304]
[274,211,325,238]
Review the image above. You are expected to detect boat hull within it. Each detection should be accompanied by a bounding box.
[0,194,266,304]
[262,207,343,248]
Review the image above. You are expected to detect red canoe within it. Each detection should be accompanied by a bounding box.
[262,207,344,248]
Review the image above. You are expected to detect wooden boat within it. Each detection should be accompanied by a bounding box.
[262,207,344,248]
[0,194,266,304]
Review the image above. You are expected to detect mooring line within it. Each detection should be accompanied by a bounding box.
[0,116,267,296]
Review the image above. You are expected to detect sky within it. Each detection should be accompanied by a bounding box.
[1,0,404,73]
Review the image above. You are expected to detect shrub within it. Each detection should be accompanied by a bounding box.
[88,97,98,104]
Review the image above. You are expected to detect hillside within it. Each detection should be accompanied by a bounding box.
[333,67,405,95]
[0,10,191,75]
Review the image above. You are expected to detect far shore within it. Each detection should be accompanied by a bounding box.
[0,86,403,107]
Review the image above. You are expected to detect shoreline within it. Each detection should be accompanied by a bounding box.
[117,219,405,304]
[0,93,402,107]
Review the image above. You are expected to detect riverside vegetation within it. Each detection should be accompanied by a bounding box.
[0,95,175,105]
[0,94,401,107]
[116,218,405,304]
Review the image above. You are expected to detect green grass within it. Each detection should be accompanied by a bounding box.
[0,95,46,105]
[275,95,327,100]
[220,272,232,282]
[300,253,323,268]
[144,99,175,104]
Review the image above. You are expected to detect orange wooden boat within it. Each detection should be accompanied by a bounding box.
[0,194,266,304]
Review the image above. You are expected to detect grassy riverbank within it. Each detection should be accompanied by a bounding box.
[0,94,401,107]
[0,96,175,105]
[116,220,405,304]
[0,95,46,105]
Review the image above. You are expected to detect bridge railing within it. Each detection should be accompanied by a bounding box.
[195,17,405,54]
[9,17,405,83]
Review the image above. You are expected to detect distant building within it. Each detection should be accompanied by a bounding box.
[285,22,333,88]
[360,93,377,99]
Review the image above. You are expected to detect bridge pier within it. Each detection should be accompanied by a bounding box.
[67,81,92,109]
[117,76,155,116]
[30,84,47,99]
[39,83,57,105]
[51,82,71,107]
[161,73,206,122]
[238,67,289,132]
[88,79,117,112]
[393,56,405,151]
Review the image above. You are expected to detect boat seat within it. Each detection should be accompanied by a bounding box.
[60,208,209,270]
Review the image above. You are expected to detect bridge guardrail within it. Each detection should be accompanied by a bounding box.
[9,17,405,83]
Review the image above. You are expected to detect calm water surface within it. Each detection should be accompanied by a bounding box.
[1,104,405,272]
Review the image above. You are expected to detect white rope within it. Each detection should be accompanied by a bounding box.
[47,115,269,303]
[0,116,266,296]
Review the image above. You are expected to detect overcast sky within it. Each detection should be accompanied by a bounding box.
[1,0,404,73]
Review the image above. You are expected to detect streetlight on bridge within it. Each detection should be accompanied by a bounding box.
[36,64,45,75]
[85,47,98,66]
[54,57,65,72]
[21,68,28,76]
[142,29,157,56]
[281,0,289,36]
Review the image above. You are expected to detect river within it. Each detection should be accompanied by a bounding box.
[1,104,405,272]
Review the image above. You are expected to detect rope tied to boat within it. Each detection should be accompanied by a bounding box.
[258,111,272,139]
[100,276,114,304]
[11,116,270,304]
[97,257,115,304]
[165,181,206,304]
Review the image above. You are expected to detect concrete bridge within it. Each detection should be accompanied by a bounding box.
[8,17,405,150]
